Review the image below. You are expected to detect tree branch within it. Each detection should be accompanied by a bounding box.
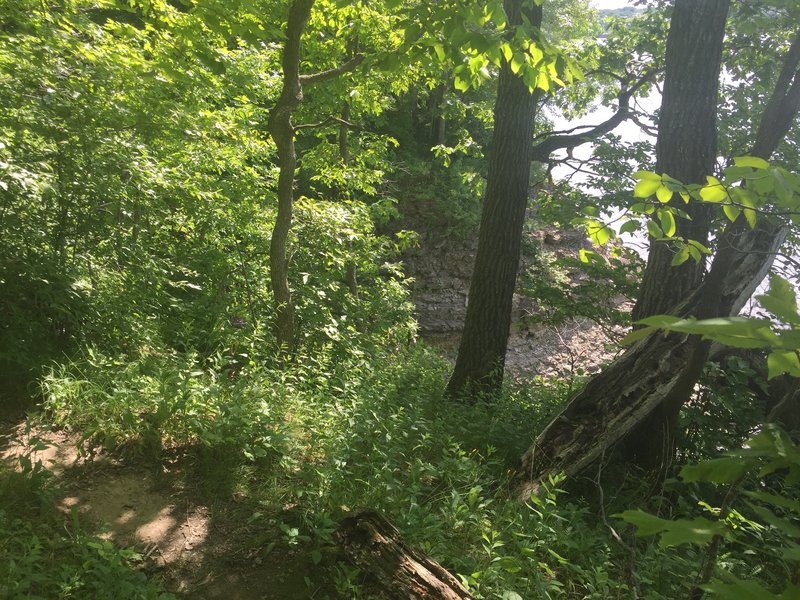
[299,54,364,86]
[530,71,654,162]
[751,27,800,158]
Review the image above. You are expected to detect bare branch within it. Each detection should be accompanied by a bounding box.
[530,71,655,162]
[299,54,364,86]
[293,113,377,133]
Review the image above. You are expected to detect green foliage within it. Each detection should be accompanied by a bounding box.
[40,348,290,459]
[618,425,800,598]
[624,276,800,380]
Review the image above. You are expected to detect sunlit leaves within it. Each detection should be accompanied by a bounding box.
[733,155,770,170]
[658,208,676,237]
[632,170,661,198]
[585,219,614,245]
[614,510,728,547]
[759,276,800,325]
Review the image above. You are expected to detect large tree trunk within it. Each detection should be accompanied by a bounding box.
[446,0,542,397]
[517,23,800,493]
[631,0,729,323]
[516,219,787,496]
[625,0,730,467]
[335,510,474,600]
[268,0,315,354]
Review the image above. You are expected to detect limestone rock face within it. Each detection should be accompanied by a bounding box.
[395,203,624,378]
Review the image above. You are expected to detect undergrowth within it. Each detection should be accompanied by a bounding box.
[0,453,173,600]
[20,343,795,600]
[33,343,713,599]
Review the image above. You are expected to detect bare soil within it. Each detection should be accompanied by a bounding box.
[1,424,326,599]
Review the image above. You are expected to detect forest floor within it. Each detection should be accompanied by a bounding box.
[1,421,326,599]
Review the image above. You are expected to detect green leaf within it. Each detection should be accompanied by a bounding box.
[614,510,727,547]
[659,517,728,547]
[722,203,740,222]
[614,510,671,536]
[699,176,728,202]
[586,220,613,245]
[733,156,770,170]
[743,207,757,228]
[687,239,712,254]
[656,185,673,204]
[671,246,690,266]
[680,456,754,484]
[646,219,663,239]
[634,178,661,198]
[619,220,639,235]
[758,276,800,325]
[767,351,800,379]
[502,592,524,600]
[703,577,800,599]
[500,43,513,62]
[744,490,800,513]
[453,74,471,92]
[748,504,800,538]
[659,209,676,237]
[579,249,604,264]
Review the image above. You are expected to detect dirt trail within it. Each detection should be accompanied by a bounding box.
[1,425,318,599]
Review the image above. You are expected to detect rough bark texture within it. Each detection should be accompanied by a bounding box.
[446,0,542,397]
[517,13,800,492]
[516,220,787,496]
[268,0,314,353]
[631,0,730,324]
[335,510,474,600]
[751,27,800,159]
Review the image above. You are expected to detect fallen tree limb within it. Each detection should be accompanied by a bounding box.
[335,510,474,600]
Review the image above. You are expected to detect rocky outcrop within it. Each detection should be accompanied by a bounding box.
[396,202,625,378]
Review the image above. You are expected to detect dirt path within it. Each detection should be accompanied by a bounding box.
[1,424,322,599]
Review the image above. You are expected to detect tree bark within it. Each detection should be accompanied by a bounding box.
[516,9,800,494]
[267,1,362,354]
[268,0,314,353]
[516,218,787,497]
[335,510,474,600]
[619,0,728,469]
[446,0,542,397]
[631,0,730,323]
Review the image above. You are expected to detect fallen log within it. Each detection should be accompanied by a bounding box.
[334,510,474,600]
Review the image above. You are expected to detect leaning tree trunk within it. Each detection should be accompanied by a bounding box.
[516,219,787,497]
[335,510,474,600]
[446,0,542,397]
[517,23,800,493]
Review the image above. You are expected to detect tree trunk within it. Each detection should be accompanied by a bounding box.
[446,0,542,398]
[339,99,351,165]
[517,22,800,490]
[623,0,730,467]
[631,0,730,323]
[335,510,474,600]
[268,0,315,354]
[626,15,800,468]
[429,83,447,146]
[516,219,787,497]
